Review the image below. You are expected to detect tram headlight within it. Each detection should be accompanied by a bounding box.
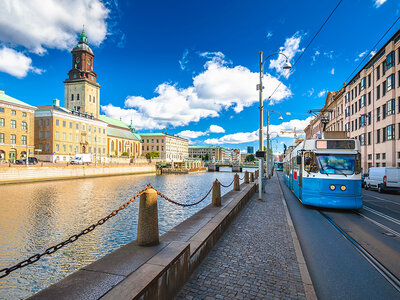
[329,184,336,191]
[340,185,347,191]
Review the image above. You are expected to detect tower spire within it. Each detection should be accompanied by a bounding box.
[79,25,87,43]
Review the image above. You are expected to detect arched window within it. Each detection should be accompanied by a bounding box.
[71,94,74,101]
[111,141,114,152]
[93,96,95,103]
[77,94,80,100]
[89,95,91,102]
[119,141,121,152]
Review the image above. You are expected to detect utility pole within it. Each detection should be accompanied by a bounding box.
[258,51,264,200]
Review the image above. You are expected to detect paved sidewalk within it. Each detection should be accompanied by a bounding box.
[176,174,314,299]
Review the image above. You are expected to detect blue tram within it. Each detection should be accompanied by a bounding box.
[283,138,363,209]
[275,162,284,171]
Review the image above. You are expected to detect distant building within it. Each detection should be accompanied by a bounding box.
[0,90,36,162]
[247,146,254,154]
[232,148,241,162]
[189,145,226,162]
[140,132,188,162]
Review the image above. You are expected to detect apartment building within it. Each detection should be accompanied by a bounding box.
[0,90,36,162]
[140,132,188,162]
[188,145,226,162]
[35,99,108,162]
[307,29,400,171]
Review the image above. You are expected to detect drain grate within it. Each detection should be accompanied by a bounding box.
[382,232,396,237]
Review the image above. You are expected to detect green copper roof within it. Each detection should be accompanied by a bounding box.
[138,132,166,137]
[99,115,130,129]
[189,145,224,149]
[107,127,141,141]
[0,90,36,109]
[79,27,88,43]
[132,132,142,140]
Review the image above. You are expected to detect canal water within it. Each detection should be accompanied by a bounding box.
[0,168,250,299]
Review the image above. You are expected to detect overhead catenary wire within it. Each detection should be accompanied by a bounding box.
[267,0,343,101]
[344,15,400,85]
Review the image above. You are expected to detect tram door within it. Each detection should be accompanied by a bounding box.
[299,155,303,200]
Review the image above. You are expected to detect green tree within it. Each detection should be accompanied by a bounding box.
[204,153,209,161]
[146,151,160,159]
[245,154,255,162]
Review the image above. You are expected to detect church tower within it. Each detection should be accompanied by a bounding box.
[64,28,100,118]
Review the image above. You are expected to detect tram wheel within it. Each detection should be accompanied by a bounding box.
[378,185,384,193]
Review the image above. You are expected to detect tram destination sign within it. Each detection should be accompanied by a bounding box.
[316,140,355,150]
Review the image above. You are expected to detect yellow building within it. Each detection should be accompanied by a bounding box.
[34,99,107,162]
[140,133,189,162]
[0,90,36,162]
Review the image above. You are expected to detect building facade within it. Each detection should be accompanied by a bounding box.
[0,90,36,162]
[35,99,107,162]
[309,29,400,171]
[140,133,188,162]
[100,116,141,158]
[188,145,226,162]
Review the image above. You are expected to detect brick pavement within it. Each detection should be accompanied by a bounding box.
[176,174,309,299]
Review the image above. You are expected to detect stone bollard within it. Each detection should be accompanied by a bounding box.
[244,171,249,184]
[137,188,159,246]
[250,172,254,182]
[212,180,221,207]
[234,173,240,191]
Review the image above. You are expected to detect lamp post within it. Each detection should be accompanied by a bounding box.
[257,52,291,199]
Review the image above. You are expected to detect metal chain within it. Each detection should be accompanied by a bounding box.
[239,176,245,181]
[156,184,214,207]
[217,178,234,188]
[0,185,151,280]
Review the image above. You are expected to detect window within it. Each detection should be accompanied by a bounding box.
[0,107,4,113]
[377,129,381,143]
[11,110,16,115]
[69,133,72,141]
[377,107,381,121]
[39,131,43,139]
[368,132,371,145]
[10,134,16,144]
[345,122,350,132]
[46,119,49,126]
[69,122,72,129]
[0,118,4,127]
[76,123,79,129]
[368,74,371,87]
[45,131,49,138]
[361,77,366,90]
[21,121,27,130]
[77,94,80,100]
[387,124,395,140]
[368,113,372,125]
[377,85,380,99]
[387,74,395,91]
[368,92,371,105]
[383,126,387,142]
[377,163,380,167]
[387,99,395,116]
[377,66,380,80]
[82,124,86,131]
[56,131,60,139]
[368,154,372,160]
[63,145,66,152]
[382,153,386,160]
[56,119,59,126]
[11,120,16,128]
[376,153,380,160]
[22,112,27,117]
[383,104,387,119]
[69,145,72,153]
[0,133,3,143]
[62,132,66,140]
[360,134,366,146]
[352,104,354,115]
[361,95,366,107]
[382,81,386,96]
[382,61,386,75]
[346,92,350,103]
[22,135,27,145]
[89,95,91,102]
[93,96,95,103]
[71,94,74,101]
[360,115,366,127]
[355,119,358,129]
[89,126,91,132]
[62,121,66,128]
[386,51,394,69]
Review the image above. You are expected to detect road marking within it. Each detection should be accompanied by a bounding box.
[363,206,400,226]
[357,212,400,237]
[363,194,400,206]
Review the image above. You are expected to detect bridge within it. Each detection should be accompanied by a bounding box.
[207,163,259,172]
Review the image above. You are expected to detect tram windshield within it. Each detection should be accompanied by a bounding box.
[316,154,360,175]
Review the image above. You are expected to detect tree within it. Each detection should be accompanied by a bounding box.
[146,151,160,159]
[245,154,255,162]
[204,153,209,161]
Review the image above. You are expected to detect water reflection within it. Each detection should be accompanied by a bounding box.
[0,168,250,299]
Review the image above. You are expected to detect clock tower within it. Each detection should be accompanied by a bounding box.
[64,28,100,118]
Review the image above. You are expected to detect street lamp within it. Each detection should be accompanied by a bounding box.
[257,51,291,199]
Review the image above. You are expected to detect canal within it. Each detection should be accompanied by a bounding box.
[0,168,247,299]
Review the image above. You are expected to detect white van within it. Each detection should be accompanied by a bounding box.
[365,167,400,193]
[70,154,92,165]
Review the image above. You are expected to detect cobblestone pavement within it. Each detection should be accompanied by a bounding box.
[176,174,306,300]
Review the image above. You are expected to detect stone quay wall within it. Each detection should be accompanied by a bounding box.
[30,181,257,300]
[0,164,156,185]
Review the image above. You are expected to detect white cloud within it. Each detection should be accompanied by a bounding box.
[177,130,207,139]
[355,50,368,62]
[312,50,320,63]
[204,117,313,145]
[0,0,109,55]
[374,0,387,8]
[209,125,225,133]
[0,46,43,78]
[318,89,327,98]
[331,68,335,75]
[269,32,304,78]
[179,49,189,70]
[305,88,314,97]
[266,31,273,39]
[102,52,292,130]
[370,50,377,57]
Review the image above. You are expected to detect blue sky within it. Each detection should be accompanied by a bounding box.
[0,0,399,153]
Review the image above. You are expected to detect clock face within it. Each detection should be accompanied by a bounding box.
[76,57,80,63]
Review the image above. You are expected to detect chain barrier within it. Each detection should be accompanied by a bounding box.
[155,183,214,207]
[239,175,245,181]
[0,185,151,280]
[217,178,235,188]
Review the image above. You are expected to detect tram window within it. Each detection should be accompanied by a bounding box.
[304,152,318,173]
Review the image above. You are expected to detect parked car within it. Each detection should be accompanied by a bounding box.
[361,173,369,188]
[14,157,38,165]
[70,154,92,165]
[364,167,400,193]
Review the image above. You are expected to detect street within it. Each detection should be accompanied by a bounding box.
[278,172,400,299]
